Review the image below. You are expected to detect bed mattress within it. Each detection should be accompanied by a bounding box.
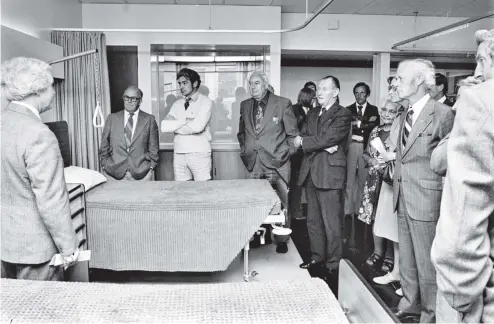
[85,179,282,272]
[1,278,348,323]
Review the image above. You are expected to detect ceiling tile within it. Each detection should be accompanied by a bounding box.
[323,0,376,14]
[399,0,475,16]
[449,0,494,17]
[280,0,320,13]
[357,0,407,15]
[225,0,272,6]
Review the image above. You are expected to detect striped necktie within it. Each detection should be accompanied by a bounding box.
[402,108,414,148]
[184,97,192,110]
[125,112,134,148]
[255,101,263,134]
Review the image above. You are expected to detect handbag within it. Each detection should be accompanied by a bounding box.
[382,160,395,186]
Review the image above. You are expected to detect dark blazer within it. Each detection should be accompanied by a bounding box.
[346,102,380,147]
[237,92,299,171]
[298,103,353,189]
[443,97,454,107]
[392,98,454,221]
[99,110,159,180]
[291,103,308,130]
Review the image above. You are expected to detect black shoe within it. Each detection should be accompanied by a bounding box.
[299,260,323,269]
[394,310,420,321]
[276,242,288,253]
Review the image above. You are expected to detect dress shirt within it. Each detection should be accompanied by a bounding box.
[438,96,446,104]
[124,109,140,138]
[11,101,40,120]
[356,102,368,117]
[409,93,430,125]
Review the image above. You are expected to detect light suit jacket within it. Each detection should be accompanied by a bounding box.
[1,103,77,264]
[392,98,454,221]
[432,79,494,323]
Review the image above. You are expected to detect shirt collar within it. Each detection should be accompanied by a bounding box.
[438,96,446,104]
[124,109,140,117]
[187,91,200,102]
[410,93,430,114]
[11,101,41,120]
[357,102,367,110]
[256,90,270,107]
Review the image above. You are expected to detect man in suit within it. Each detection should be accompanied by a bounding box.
[294,76,353,282]
[429,73,454,107]
[344,82,380,219]
[392,59,455,323]
[237,71,299,253]
[1,57,79,280]
[99,86,159,181]
[432,28,494,324]
[161,68,213,181]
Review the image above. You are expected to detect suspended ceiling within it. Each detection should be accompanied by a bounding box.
[78,0,493,17]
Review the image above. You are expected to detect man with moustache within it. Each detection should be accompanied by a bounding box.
[392,59,454,323]
[161,68,213,181]
[100,86,159,181]
[295,76,352,283]
[237,71,298,253]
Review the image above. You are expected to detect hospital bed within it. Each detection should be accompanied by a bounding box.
[1,277,348,323]
[46,121,288,282]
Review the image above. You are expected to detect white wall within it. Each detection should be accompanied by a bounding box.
[1,0,83,42]
[1,0,83,122]
[82,4,282,116]
[282,13,493,53]
[281,66,373,107]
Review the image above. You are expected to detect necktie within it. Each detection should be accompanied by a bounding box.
[125,112,134,148]
[255,101,263,134]
[402,108,414,148]
[357,105,363,117]
[184,97,192,110]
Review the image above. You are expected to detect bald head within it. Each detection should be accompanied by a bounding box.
[122,86,143,113]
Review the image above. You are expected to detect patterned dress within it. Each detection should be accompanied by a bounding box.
[357,126,390,225]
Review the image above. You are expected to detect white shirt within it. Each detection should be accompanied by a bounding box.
[124,109,140,138]
[409,93,430,125]
[11,101,41,120]
[438,96,446,104]
[302,106,309,115]
[161,91,212,153]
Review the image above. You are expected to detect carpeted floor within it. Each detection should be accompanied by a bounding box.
[290,204,420,324]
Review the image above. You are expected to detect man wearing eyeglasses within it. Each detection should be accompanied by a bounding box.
[99,86,159,181]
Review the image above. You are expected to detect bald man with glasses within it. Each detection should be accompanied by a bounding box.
[99,86,159,181]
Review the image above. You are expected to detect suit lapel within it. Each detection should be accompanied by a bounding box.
[402,99,434,158]
[130,112,148,146]
[258,94,279,134]
[319,103,340,126]
[116,110,126,148]
[311,106,322,134]
[245,99,255,135]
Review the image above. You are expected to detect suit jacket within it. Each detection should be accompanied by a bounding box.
[1,103,77,264]
[291,103,308,130]
[346,102,380,147]
[392,98,454,221]
[298,103,353,189]
[443,97,454,107]
[237,92,299,171]
[431,79,494,323]
[99,109,159,180]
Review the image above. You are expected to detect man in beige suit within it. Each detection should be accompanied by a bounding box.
[432,29,494,323]
[1,57,79,280]
[392,59,455,323]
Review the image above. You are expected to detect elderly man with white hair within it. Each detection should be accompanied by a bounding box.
[1,57,79,281]
[237,71,298,254]
[432,29,494,323]
[392,58,455,322]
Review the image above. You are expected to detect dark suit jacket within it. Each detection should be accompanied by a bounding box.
[346,102,380,147]
[392,98,454,221]
[443,97,454,107]
[99,109,159,180]
[237,92,299,171]
[298,103,353,189]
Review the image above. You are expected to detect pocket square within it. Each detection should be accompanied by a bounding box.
[369,116,377,122]
[272,116,280,124]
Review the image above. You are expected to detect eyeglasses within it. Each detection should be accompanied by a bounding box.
[123,96,141,103]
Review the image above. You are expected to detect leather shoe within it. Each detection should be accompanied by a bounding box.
[394,310,420,321]
[299,260,323,269]
[276,242,288,253]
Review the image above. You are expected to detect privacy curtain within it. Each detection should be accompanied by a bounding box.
[51,31,111,171]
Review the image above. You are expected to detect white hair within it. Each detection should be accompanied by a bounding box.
[248,71,269,85]
[475,29,494,57]
[1,57,53,101]
[399,59,436,89]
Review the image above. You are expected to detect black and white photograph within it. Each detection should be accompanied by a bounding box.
[1,0,493,323]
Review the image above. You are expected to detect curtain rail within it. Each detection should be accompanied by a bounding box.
[48,49,98,65]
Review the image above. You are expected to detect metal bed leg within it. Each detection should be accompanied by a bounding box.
[243,241,258,282]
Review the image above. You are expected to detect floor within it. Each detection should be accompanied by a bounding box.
[290,205,420,324]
